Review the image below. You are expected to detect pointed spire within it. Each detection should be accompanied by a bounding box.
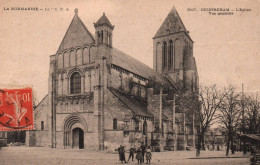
[154,6,187,38]
[94,12,114,29]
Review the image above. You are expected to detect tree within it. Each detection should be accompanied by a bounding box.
[244,94,260,134]
[216,86,242,156]
[195,84,231,157]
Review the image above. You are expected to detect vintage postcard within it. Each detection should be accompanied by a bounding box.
[0,0,259,164]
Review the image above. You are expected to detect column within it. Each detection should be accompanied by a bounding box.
[104,30,108,44]
[67,78,69,94]
[81,75,85,93]
[89,71,92,92]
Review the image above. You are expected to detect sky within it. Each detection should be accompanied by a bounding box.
[0,0,259,103]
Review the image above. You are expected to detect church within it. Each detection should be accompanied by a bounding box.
[26,6,199,151]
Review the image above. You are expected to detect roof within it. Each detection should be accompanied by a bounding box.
[111,48,173,87]
[57,11,95,52]
[94,13,114,29]
[34,94,48,110]
[109,88,153,118]
[241,134,260,142]
[154,6,189,39]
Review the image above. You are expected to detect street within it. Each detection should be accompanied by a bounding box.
[0,147,250,165]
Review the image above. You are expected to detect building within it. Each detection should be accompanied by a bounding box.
[0,132,8,146]
[26,6,199,151]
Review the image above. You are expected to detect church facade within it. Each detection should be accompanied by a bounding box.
[26,7,199,151]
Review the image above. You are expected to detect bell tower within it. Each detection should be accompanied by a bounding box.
[153,7,196,90]
[94,13,114,47]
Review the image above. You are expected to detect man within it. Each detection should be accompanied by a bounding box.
[140,142,146,163]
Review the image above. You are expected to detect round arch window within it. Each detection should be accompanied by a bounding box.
[70,72,81,94]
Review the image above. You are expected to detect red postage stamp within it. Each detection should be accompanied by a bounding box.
[0,88,34,131]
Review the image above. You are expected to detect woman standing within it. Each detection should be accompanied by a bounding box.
[119,146,127,163]
[136,148,143,164]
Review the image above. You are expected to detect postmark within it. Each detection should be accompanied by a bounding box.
[0,88,34,131]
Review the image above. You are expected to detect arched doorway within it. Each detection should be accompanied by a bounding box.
[63,114,87,149]
[72,128,84,149]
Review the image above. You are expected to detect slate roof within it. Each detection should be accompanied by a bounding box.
[94,13,114,29]
[110,48,173,87]
[154,6,190,39]
[109,88,153,118]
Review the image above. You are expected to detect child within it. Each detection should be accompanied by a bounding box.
[136,148,143,164]
[145,146,152,164]
[128,147,135,161]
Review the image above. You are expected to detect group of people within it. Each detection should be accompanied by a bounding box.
[116,143,152,164]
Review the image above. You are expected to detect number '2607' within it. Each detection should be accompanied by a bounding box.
[187,8,196,11]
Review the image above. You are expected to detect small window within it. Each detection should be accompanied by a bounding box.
[41,121,44,130]
[135,121,139,132]
[119,73,122,88]
[143,121,147,135]
[113,118,117,130]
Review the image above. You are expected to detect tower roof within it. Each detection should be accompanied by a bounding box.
[94,13,114,29]
[57,9,95,52]
[154,6,188,38]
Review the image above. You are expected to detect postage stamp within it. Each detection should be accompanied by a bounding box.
[0,88,34,131]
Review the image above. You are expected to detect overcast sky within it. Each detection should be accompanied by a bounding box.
[0,0,259,102]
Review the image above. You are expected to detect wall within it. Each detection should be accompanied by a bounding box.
[109,65,147,99]
[26,95,49,147]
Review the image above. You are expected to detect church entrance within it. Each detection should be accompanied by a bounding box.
[72,128,84,149]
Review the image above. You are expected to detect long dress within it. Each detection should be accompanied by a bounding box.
[119,147,126,162]
[136,149,142,160]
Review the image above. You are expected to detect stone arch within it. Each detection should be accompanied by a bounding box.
[89,45,95,63]
[68,68,83,78]
[76,48,82,66]
[63,51,69,68]
[83,47,89,64]
[57,53,63,69]
[63,114,87,148]
[70,50,76,67]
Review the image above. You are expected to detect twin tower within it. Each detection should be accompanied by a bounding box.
[92,7,198,91]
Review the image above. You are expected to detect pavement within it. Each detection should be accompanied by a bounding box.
[0,146,250,165]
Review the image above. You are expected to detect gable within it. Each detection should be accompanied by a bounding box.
[154,7,187,38]
[57,14,95,52]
